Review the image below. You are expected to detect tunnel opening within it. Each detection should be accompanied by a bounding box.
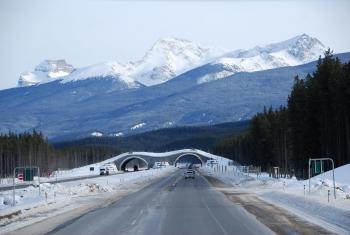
[120,157,149,171]
[174,154,203,168]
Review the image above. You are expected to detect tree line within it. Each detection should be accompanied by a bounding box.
[214,51,350,178]
[0,119,249,178]
[55,121,249,152]
[0,131,121,177]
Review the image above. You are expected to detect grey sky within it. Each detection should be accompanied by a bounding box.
[0,0,349,89]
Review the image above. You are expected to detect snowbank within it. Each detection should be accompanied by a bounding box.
[203,163,350,234]
[0,166,176,234]
[313,163,350,185]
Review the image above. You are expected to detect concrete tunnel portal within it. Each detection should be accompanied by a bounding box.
[119,156,149,171]
[174,153,204,167]
[113,151,209,171]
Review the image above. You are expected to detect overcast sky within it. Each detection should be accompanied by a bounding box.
[0,0,349,89]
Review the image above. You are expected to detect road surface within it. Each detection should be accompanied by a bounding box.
[47,170,273,235]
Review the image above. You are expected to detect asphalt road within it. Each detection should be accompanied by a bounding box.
[48,170,274,235]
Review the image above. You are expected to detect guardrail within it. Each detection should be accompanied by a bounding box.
[0,173,120,192]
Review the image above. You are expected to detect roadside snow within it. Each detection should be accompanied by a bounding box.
[313,163,350,185]
[0,149,228,188]
[204,164,350,234]
[0,167,176,234]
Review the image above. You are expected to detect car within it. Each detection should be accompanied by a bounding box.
[99,164,117,175]
[153,161,167,169]
[206,159,218,166]
[99,166,109,175]
[184,170,195,179]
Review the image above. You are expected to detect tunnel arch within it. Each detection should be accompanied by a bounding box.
[119,156,149,171]
[174,153,204,167]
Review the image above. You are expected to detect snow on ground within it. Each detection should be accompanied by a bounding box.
[0,149,229,233]
[130,123,146,130]
[0,149,227,188]
[314,163,350,186]
[203,164,350,234]
[111,132,123,137]
[0,166,176,234]
[90,131,103,137]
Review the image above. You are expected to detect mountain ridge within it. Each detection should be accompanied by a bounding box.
[16,34,325,89]
[1,52,349,141]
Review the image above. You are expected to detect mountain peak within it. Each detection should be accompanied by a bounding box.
[145,36,210,59]
[34,59,74,73]
[154,37,193,45]
[287,34,325,62]
[202,34,326,84]
[286,33,324,48]
[18,59,74,87]
[61,61,142,89]
[17,34,327,88]
[132,37,224,86]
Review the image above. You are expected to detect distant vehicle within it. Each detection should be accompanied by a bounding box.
[176,163,188,169]
[206,159,218,166]
[184,170,195,179]
[192,164,201,168]
[100,166,108,175]
[153,161,167,169]
[100,163,117,175]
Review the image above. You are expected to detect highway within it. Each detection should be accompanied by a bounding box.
[47,170,273,235]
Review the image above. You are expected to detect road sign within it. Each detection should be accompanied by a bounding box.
[308,158,336,199]
[315,160,321,174]
[313,160,324,174]
[18,173,23,181]
[24,168,35,181]
[13,166,40,206]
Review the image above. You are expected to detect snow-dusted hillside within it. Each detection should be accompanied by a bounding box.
[17,34,325,88]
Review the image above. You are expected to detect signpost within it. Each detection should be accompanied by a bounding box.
[17,171,23,181]
[273,167,279,179]
[308,158,336,199]
[13,166,40,206]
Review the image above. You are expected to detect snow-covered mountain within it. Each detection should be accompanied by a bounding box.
[18,60,74,87]
[19,60,142,90]
[18,38,223,88]
[3,51,350,140]
[129,37,224,86]
[61,62,142,89]
[198,34,325,84]
[17,34,325,88]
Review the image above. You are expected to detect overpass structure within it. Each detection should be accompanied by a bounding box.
[99,149,224,171]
